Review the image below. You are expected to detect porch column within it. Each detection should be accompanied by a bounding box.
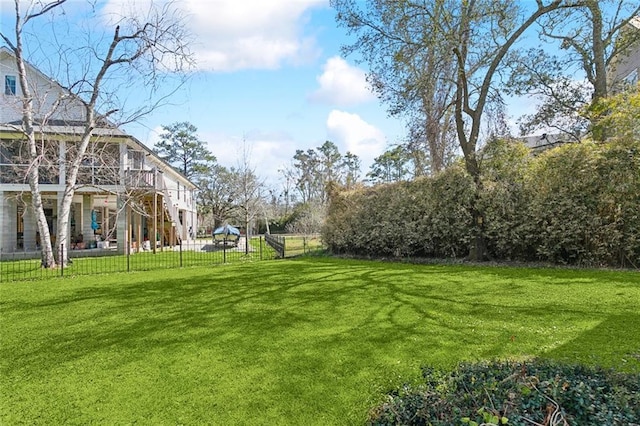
[22,195,37,251]
[0,194,17,252]
[116,195,128,254]
[82,195,94,244]
[0,191,5,252]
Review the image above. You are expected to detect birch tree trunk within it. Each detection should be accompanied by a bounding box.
[4,1,63,267]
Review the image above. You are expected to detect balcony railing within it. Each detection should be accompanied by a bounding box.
[125,169,157,189]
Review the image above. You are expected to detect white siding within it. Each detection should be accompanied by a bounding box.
[609,19,640,93]
[1,50,86,124]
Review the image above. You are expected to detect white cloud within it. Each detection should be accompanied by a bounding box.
[100,0,325,71]
[185,0,326,71]
[200,129,297,185]
[326,110,386,168]
[309,56,375,106]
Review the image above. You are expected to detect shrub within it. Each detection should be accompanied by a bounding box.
[525,140,640,266]
[323,139,640,267]
[479,139,533,261]
[412,165,474,258]
[368,359,640,426]
[322,164,474,259]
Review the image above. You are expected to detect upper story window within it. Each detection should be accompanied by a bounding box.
[5,75,17,95]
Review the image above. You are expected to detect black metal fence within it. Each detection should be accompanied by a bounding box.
[264,233,285,258]
[0,236,278,283]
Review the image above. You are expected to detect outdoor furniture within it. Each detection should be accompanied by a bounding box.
[212,224,240,247]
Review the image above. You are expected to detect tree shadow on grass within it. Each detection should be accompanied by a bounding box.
[4,258,639,380]
[540,314,640,372]
[4,258,640,424]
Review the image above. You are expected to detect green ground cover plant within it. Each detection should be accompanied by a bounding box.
[1,257,638,424]
[369,360,640,425]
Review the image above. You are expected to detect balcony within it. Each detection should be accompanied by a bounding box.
[125,169,158,189]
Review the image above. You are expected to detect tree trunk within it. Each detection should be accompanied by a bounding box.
[244,210,250,255]
[464,153,487,262]
[56,186,74,265]
[16,44,56,268]
[587,0,609,141]
[55,124,95,265]
[588,0,607,102]
[28,168,56,268]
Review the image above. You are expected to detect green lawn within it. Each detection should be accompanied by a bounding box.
[1,257,638,425]
[282,234,324,257]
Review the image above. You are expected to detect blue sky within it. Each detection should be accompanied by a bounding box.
[117,0,408,185]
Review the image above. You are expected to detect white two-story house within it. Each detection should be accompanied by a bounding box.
[0,46,197,255]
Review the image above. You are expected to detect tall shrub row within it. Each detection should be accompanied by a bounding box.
[322,139,640,267]
[324,164,474,258]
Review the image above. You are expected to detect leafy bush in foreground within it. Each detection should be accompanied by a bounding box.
[368,360,640,426]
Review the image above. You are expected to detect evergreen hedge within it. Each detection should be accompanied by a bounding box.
[322,139,640,267]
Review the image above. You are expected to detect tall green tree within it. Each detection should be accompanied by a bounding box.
[195,164,236,230]
[288,140,359,204]
[333,0,563,260]
[290,148,320,203]
[367,145,411,184]
[342,151,361,188]
[154,122,216,179]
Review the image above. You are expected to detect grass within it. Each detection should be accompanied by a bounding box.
[1,257,639,424]
[281,234,324,257]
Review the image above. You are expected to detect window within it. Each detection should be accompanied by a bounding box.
[4,75,16,95]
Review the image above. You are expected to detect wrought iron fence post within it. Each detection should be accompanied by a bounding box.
[60,243,64,277]
[179,240,183,267]
[223,237,227,263]
[127,241,131,272]
[260,236,263,260]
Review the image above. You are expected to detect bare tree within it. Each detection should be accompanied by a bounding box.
[229,142,265,255]
[1,0,193,266]
[335,0,459,175]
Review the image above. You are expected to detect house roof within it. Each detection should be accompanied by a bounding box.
[521,133,571,151]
